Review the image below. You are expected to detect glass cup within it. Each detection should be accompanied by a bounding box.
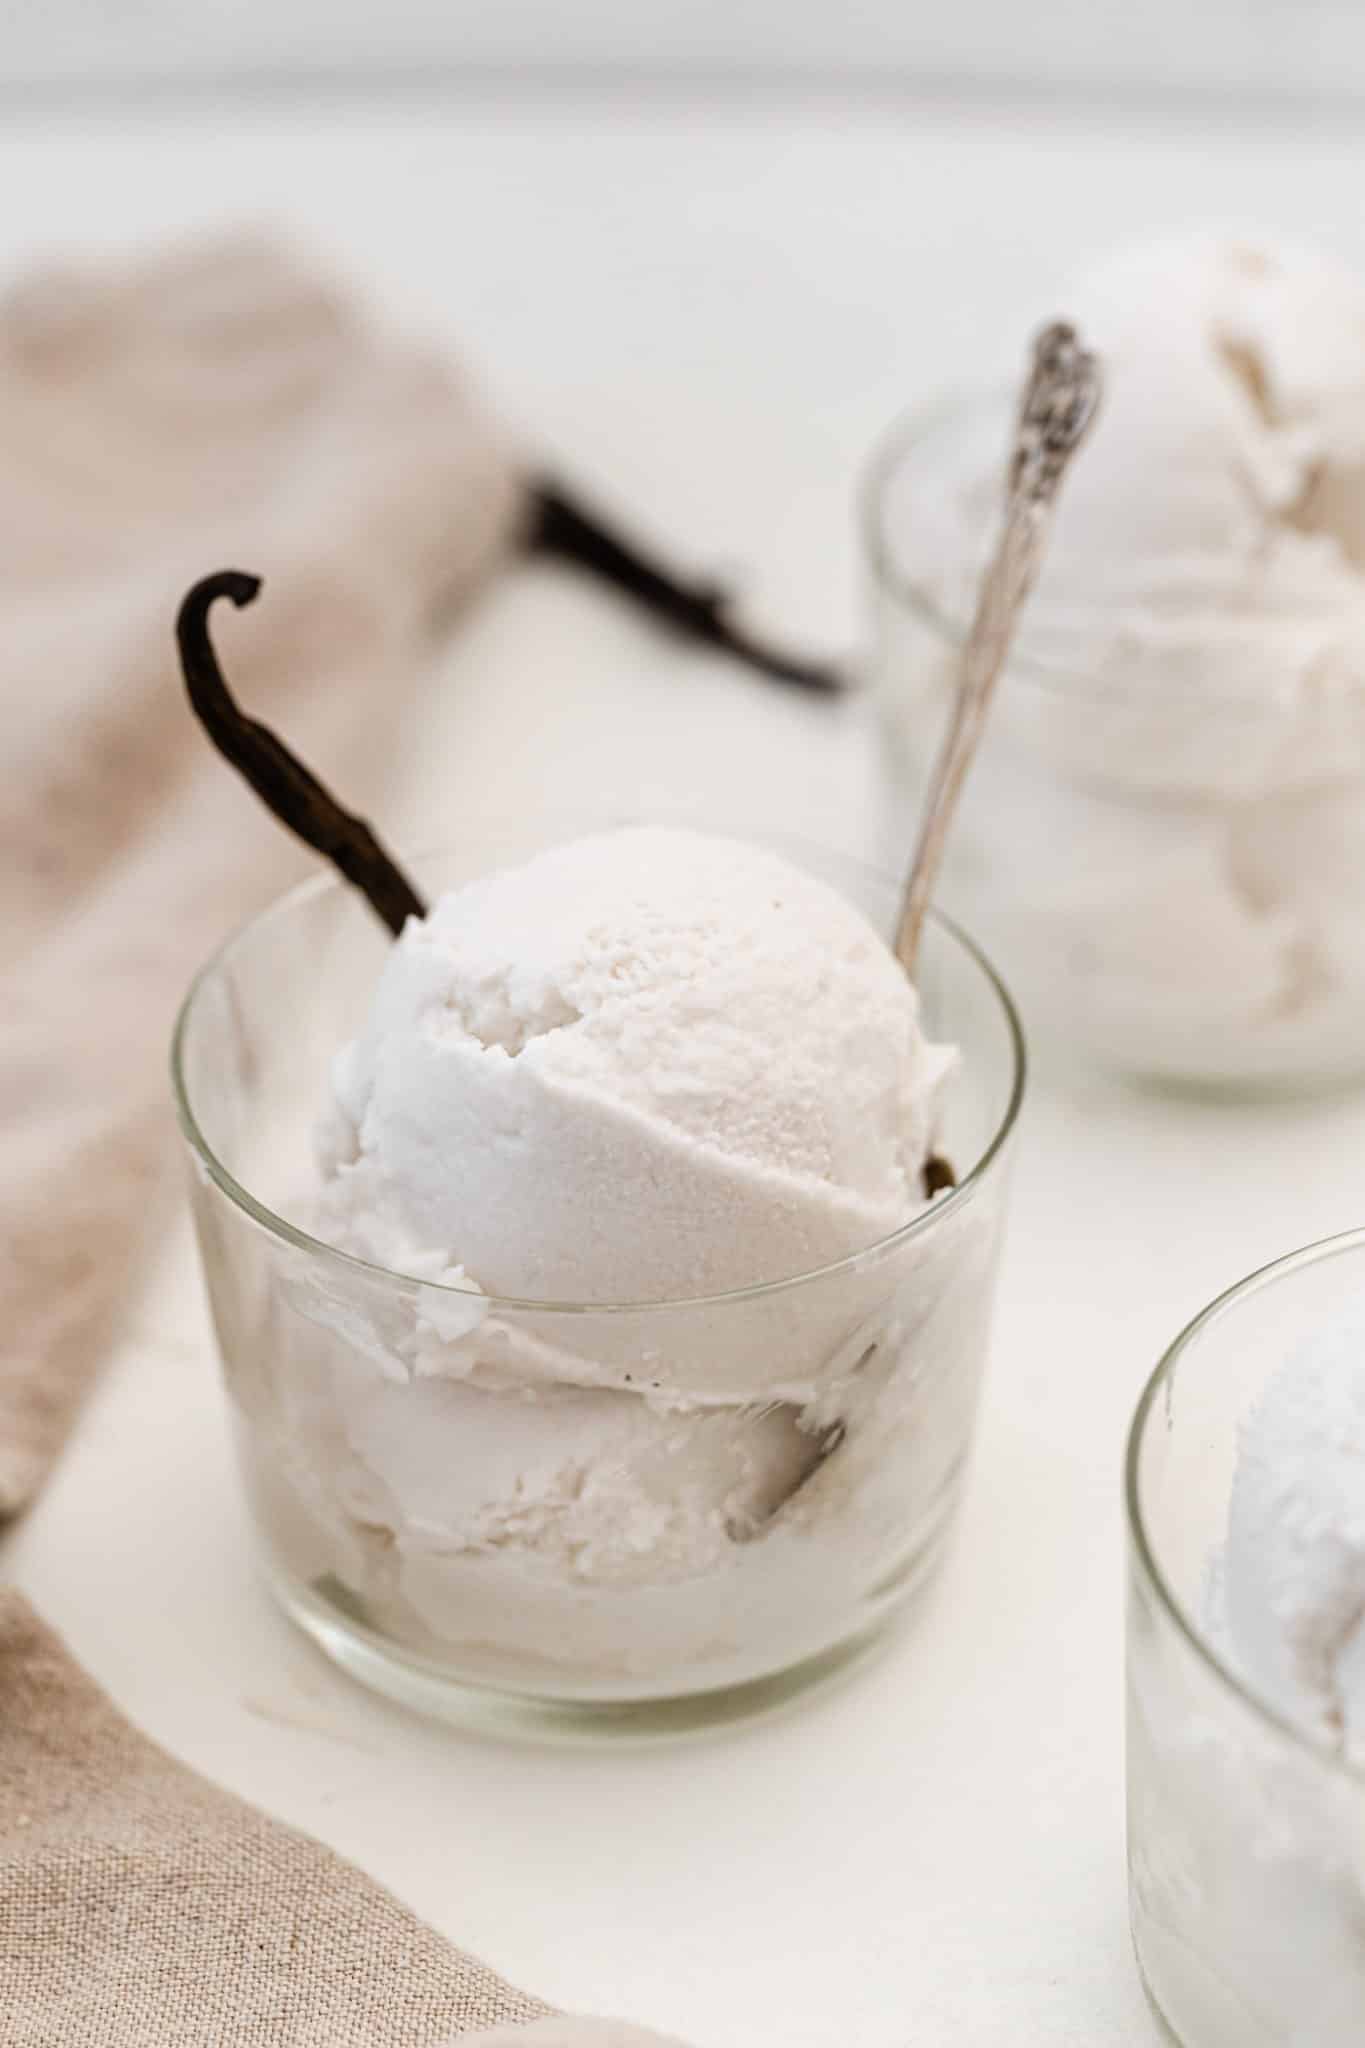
[1126,1230,1365,2044]
[174,823,1023,1736]
[863,395,1365,1094]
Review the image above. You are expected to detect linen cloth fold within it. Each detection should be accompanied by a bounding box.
[0,1592,687,2047]
[0,230,525,1519]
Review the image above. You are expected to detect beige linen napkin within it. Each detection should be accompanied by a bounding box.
[0,1592,686,2046]
[0,230,523,1519]
[0,226,838,1521]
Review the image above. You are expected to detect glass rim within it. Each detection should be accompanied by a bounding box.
[861,388,1092,699]
[1124,1224,1365,1791]
[171,840,1026,1319]
[860,389,1335,714]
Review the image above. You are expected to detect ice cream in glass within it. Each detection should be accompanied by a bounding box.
[870,231,1365,1089]
[174,328,1094,1729]
[1128,1234,1365,2044]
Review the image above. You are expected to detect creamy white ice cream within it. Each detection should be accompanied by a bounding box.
[1037,232,1365,673]
[1135,1303,1365,2045]
[1221,1304,1365,1761]
[241,828,1001,1697]
[876,230,1365,1085]
[317,827,953,1302]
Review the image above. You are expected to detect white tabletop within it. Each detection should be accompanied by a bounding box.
[9,82,1365,2048]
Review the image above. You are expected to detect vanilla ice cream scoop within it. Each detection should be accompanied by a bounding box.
[263,825,986,1687]
[319,826,953,1303]
[1222,1303,1365,1758]
[877,229,1365,1087]
[176,561,1018,1709]
[1033,231,1365,691]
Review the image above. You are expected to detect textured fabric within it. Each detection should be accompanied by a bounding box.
[0,1591,544,2046]
[0,1595,692,2048]
[0,230,526,1517]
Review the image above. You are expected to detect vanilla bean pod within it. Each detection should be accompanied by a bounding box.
[526,478,844,693]
[175,570,427,938]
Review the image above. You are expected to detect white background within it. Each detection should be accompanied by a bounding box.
[5,72,1365,2048]
[7,0,1365,99]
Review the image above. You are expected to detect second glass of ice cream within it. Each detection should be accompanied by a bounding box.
[867,232,1365,1091]
[176,820,1022,1729]
[1128,1232,1365,2044]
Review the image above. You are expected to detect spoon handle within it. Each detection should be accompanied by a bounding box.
[894,322,1101,979]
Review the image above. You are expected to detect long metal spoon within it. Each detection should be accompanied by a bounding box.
[894,320,1101,980]
[750,322,1101,1536]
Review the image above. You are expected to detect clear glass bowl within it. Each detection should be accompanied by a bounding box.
[864,395,1365,1094]
[1126,1230,1365,2044]
[173,823,1023,1737]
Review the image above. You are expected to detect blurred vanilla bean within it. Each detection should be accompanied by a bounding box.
[894,322,1101,979]
[526,478,845,692]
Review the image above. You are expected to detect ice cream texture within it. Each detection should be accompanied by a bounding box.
[879,229,1365,1084]
[1140,1302,1365,2043]
[248,826,992,1692]
[1222,1302,1365,1762]
[318,826,953,1303]
[1038,231,1365,672]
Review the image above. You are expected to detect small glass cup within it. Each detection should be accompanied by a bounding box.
[174,823,1023,1737]
[863,395,1365,1094]
[1126,1230,1365,2045]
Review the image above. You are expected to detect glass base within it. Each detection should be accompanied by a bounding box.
[1131,1912,1275,2048]
[1134,1955,1185,2047]
[267,1561,930,1745]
